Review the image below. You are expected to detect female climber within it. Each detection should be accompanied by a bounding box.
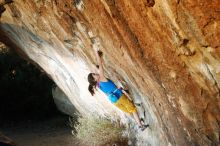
[87,47,149,131]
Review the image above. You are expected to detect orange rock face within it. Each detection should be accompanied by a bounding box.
[0,0,219,145]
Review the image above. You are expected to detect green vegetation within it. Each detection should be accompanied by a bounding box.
[71,116,128,146]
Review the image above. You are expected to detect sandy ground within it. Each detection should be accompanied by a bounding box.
[0,115,80,146]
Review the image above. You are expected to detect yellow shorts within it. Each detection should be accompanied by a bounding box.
[114,94,137,114]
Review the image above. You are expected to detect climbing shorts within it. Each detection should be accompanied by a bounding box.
[114,94,137,114]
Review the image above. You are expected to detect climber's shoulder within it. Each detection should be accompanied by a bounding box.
[99,75,108,82]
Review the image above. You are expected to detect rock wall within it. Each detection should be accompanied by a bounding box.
[0,0,219,145]
[0,132,16,146]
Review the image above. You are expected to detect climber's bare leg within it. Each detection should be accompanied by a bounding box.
[132,111,142,127]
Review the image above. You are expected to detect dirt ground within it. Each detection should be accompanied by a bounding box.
[0,115,80,146]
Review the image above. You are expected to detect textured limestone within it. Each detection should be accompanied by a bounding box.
[52,86,79,117]
[0,0,219,145]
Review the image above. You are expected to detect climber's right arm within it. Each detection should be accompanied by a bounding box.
[93,47,107,81]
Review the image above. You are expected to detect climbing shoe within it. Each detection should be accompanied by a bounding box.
[139,124,149,131]
[140,118,145,123]
[134,103,141,106]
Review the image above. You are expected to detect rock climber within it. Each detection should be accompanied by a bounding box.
[87,46,149,131]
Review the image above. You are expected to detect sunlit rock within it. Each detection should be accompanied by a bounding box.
[0,0,219,145]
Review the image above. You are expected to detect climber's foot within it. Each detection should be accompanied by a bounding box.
[139,124,149,131]
[140,118,144,124]
[134,103,141,106]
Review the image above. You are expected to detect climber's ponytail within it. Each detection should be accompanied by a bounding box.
[87,73,98,96]
[88,84,95,96]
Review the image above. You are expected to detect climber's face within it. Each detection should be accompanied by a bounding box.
[92,73,99,81]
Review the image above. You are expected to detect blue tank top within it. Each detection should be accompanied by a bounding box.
[99,79,123,103]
